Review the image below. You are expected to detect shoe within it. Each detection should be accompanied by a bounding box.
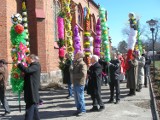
[115,100,120,104]
[66,96,72,99]
[145,85,148,88]
[2,111,10,116]
[73,111,80,116]
[77,112,86,116]
[107,99,114,103]
[39,100,44,105]
[127,93,136,96]
[98,106,105,111]
[90,106,99,112]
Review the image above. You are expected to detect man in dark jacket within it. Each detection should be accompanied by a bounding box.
[63,53,73,99]
[0,59,10,116]
[107,53,121,104]
[87,55,105,111]
[17,54,41,120]
[142,53,151,87]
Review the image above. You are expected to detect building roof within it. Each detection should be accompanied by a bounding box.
[89,0,99,9]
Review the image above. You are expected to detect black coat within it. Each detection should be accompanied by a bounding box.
[18,62,41,104]
[144,54,151,75]
[108,59,121,81]
[99,58,106,73]
[63,59,72,84]
[87,62,102,95]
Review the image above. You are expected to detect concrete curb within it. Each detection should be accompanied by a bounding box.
[149,76,160,120]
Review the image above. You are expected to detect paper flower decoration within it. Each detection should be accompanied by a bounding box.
[57,15,65,71]
[14,24,24,34]
[59,47,65,58]
[10,13,28,96]
[62,0,74,59]
[22,1,30,55]
[83,7,92,67]
[94,18,101,57]
[11,13,22,25]
[99,7,110,62]
[57,17,64,39]
[125,12,138,70]
[73,25,81,55]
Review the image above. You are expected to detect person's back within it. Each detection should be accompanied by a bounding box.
[23,62,41,104]
[109,59,121,80]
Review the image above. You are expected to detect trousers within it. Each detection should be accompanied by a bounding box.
[109,80,120,101]
[0,86,10,113]
[25,103,40,120]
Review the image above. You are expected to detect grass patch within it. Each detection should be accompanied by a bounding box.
[155,61,160,80]
[155,61,160,69]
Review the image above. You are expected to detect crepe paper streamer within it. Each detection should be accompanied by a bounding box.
[22,1,30,55]
[10,13,28,110]
[137,20,143,54]
[10,26,26,45]
[57,16,65,70]
[99,7,111,62]
[59,47,65,58]
[125,12,138,70]
[62,0,74,59]
[83,7,92,66]
[57,17,65,39]
[73,25,81,55]
[94,18,101,57]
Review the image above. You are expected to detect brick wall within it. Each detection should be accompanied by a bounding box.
[0,0,100,84]
[0,0,7,61]
[0,0,19,72]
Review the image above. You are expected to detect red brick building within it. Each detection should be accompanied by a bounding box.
[0,0,110,83]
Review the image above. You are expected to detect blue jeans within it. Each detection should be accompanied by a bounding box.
[73,85,86,113]
[25,104,40,120]
[68,83,73,97]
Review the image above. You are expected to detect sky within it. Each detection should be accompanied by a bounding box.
[94,0,160,47]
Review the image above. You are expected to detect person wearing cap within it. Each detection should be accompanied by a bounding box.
[70,51,87,116]
[0,59,10,116]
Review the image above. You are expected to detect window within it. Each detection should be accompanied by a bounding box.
[53,0,61,42]
[92,14,96,32]
[77,4,83,27]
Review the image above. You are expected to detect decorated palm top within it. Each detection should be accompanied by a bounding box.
[10,13,28,94]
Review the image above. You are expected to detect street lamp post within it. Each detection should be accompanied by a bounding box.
[146,19,158,80]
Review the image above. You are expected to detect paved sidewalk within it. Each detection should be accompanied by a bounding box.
[0,82,152,120]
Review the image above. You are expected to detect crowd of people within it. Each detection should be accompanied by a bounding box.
[63,50,151,116]
[0,50,151,119]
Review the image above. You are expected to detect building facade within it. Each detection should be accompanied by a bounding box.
[0,0,111,83]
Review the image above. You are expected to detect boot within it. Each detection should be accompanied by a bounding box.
[90,106,99,112]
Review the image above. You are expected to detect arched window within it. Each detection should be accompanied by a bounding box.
[90,14,92,31]
[92,14,96,32]
[77,4,83,27]
[53,0,61,42]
